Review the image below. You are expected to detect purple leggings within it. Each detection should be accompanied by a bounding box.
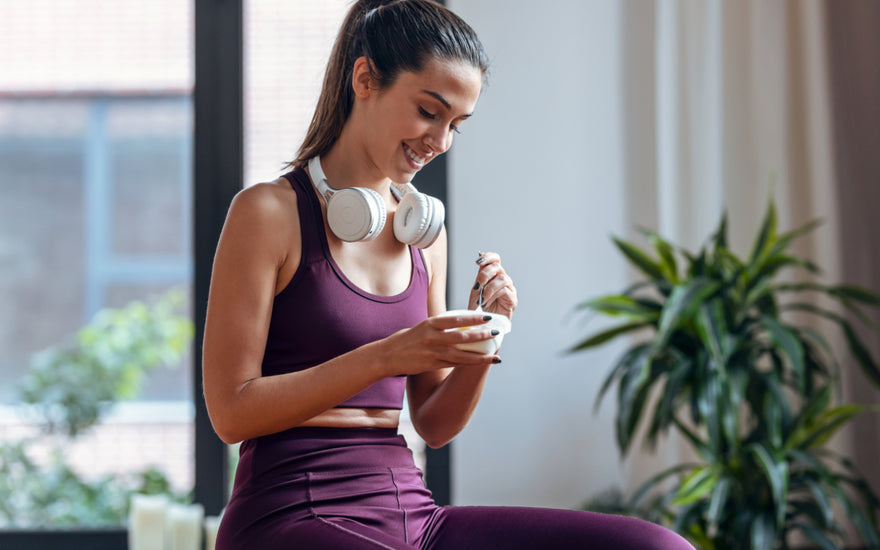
[217,428,693,550]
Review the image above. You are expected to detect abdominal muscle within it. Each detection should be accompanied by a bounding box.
[297,407,401,429]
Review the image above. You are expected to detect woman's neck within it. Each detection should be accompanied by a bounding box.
[320,131,389,193]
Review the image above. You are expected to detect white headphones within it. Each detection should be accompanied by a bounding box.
[308,156,445,249]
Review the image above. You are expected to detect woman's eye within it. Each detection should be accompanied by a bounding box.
[420,106,461,134]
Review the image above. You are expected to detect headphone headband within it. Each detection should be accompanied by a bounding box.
[307,156,335,203]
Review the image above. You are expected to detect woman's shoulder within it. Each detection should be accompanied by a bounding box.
[222,178,301,253]
[230,177,298,221]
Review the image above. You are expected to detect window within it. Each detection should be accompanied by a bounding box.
[1,2,451,547]
[0,0,194,539]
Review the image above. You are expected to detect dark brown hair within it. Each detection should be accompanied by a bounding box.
[289,0,489,169]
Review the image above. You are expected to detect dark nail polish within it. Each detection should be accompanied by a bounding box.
[473,281,481,291]
[492,358,502,364]
[491,329,500,336]
[482,315,492,321]
[476,257,486,264]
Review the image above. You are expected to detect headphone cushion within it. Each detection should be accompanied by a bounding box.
[327,187,386,241]
[394,192,445,248]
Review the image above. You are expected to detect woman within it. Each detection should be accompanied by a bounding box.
[204,1,694,548]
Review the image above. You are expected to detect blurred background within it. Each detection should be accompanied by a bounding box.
[1,0,877,542]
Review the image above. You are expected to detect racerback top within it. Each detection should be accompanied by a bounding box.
[261,167,429,409]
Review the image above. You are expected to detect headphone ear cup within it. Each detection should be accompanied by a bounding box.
[393,192,445,248]
[326,187,386,241]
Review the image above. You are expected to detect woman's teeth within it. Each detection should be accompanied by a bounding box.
[405,145,426,165]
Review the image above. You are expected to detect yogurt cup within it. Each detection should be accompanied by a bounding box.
[437,309,512,354]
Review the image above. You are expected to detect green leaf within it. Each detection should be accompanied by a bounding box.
[799,404,866,450]
[637,230,680,284]
[754,255,820,283]
[672,466,719,506]
[576,295,661,320]
[751,443,789,528]
[613,237,667,281]
[841,320,880,388]
[568,321,652,353]
[788,385,833,447]
[836,484,880,547]
[830,283,880,305]
[710,211,729,250]
[770,217,824,257]
[804,477,835,527]
[654,278,721,348]
[749,200,778,267]
[629,463,696,509]
[794,522,839,550]
[761,315,806,392]
[616,355,652,453]
[706,475,730,532]
[671,416,713,460]
[764,392,784,449]
[695,303,726,366]
[750,512,777,550]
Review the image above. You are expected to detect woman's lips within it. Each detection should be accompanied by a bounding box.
[403,142,427,168]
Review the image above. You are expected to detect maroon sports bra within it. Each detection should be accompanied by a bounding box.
[259,167,429,409]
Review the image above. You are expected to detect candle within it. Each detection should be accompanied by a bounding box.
[128,494,168,550]
[204,515,222,550]
[166,503,205,550]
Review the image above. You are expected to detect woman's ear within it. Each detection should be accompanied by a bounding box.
[351,56,375,99]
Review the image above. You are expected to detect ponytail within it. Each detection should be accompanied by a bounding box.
[289,0,488,169]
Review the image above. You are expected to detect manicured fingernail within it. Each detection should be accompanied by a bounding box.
[482,315,492,321]
[492,358,502,364]
[476,257,485,264]
[491,329,500,336]
[473,281,481,290]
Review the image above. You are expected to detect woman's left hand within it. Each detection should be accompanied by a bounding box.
[468,251,517,319]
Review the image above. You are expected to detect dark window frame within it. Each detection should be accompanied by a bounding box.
[0,0,450,547]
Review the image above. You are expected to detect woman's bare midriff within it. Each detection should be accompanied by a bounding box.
[297,407,401,429]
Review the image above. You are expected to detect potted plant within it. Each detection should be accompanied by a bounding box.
[571,201,880,549]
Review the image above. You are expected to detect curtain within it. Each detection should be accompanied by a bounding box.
[619,0,880,496]
[824,0,880,498]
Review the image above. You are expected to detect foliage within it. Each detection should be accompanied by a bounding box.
[572,202,880,549]
[17,290,193,437]
[0,290,193,527]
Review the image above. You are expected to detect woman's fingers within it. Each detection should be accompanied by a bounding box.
[429,311,491,331]
[470,252,517,316]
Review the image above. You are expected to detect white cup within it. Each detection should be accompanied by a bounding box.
[437,309,511,354]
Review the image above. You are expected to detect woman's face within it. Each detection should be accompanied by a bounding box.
[356,57,483,184]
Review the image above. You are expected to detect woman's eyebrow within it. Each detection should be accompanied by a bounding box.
[421,89,474,117]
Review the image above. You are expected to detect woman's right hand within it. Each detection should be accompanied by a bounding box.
[379,312,501,377]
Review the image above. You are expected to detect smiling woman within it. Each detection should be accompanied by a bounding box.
[202,1,695,549]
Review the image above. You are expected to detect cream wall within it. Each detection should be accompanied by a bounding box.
[446,0,634,508]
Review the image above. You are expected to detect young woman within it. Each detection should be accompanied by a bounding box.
[204,1,694,548]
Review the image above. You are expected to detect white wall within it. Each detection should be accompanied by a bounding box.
[446,0,634,508]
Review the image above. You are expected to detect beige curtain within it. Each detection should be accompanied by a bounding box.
[619,0,880,497]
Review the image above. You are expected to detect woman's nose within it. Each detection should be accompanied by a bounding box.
[424,126,451,154]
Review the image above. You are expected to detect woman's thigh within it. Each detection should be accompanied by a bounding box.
[423,506,694,550]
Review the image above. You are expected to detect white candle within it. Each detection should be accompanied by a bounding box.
[166,503,205,550]
[204,515,222,550]
[128,494,169,550]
